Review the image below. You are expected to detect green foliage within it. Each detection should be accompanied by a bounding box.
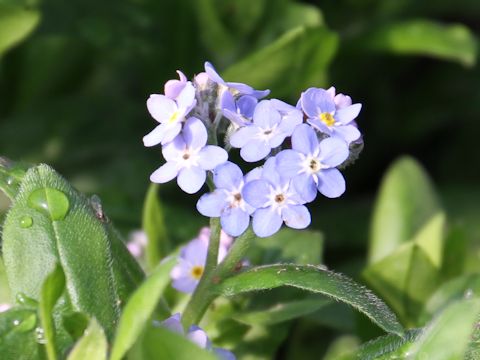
[0,3,40,56]
[215,264,404,336]
[66,319,107,360]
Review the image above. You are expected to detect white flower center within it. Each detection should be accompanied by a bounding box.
[179,148,200,168]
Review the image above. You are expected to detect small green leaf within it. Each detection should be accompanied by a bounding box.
[39,264,65,360]
[355,329,422,360]
[110,256,176,360]
[323,335,359,360]
[364,213,445,325]
[0,157,29,201]
[0,4,40,56]
[233,296,330,326]
[66,318,107,360]
[364,19,478,67]
[142,184,170,270]
[368,156,440,264]
[62,312,89,342]
[411,299,480,359]
[214,264,404,336]
[223,25,338,98]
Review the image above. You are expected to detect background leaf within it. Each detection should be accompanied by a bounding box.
[0,4,40,56]
[66,318,107,360]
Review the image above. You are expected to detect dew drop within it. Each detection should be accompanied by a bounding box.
[464,288,474,299]
[16,292,38,307]
[35,327,47,344]
[6,177,14,186]
[27,188,70,221]
[20,216,33,228]
[12,319,20,326]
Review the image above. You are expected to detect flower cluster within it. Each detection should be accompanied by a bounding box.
[160,313,235,360]
[144,62,362,238]
[170,227,233,293]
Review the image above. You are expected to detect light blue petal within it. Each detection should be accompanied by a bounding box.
[291,123,319,155]
[198,145,228,170]
[292,174,317,203]
[172,276,198,294]
[213,161,243,190]
[268,132,287,148]
[183,117,207,149]
[276,150,303,178]
[240,139,270,162]
[143,123,167,147]
[252,208,283,238]
[160,314,183,334]
[177,166,206,194]
[335,103,362,124]
[221,91,236,112]
[147,94,177,123]
[161,122,182,145]
[317,168,345,198]
[187,327,211,349]
[197,191,227,217]
[150,162,179,183]
[307,118,332,135]
[214,348,237,360]
[237,95,258,118]
[253,100,281,128]
[204,61,226,85]
[261,157,282,185]
[162,134,185,161]
[176,82,196,109]
[301,88,335,117]
[318,137,349,167]
[243,180,270,208]
[332,125,361,143]
[221,207,250,237]
[282,205,311,229]
[230,125,259,148]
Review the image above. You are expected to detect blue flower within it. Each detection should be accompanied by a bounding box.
[143,80,197,146]
[242,157,311,237]
[197,162,257,237]
[230,100,302,162]
[300,87,362,143]
[276,124,349,202]
[149,117,228,194]
[222,92,258,127]
[160,314,236,360]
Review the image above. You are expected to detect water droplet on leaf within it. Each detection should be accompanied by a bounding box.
[12,319,20,326]
[27,188,70,221]
[35,327,46,344]
[464,288,474,299]
[20,216,33,228]
[16,292,38,307]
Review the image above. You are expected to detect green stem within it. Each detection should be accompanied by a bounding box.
[181,225,256,328]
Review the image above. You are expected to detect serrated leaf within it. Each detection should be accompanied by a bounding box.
[364,213,445,325]
[142,184,170,270]
[411,298,480,359]
[368,156,440,264]
[223,25,338,98]
[233,296,330,326]
[110,256,176,360]
[364,19,478,67]
[214,264,404,336]
[0,4,40,56]
[66,318,107,360]
[1,163,144,339]
[39,264,65,360]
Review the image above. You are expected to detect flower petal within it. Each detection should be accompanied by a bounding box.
[150,162,179,183]
[230,125,259,148]
[317,168,346,198]
[243,179,270,208]
[292,174,317,203]
[291,123,319,155]
[183,117,207,149]
[237,95,258,118]
[282,205,311,229]
[161,123,182,145]
[307,118,332,135]
[143,123,167,147]
[221,207,250,237]
[177,167,206,194]
[187,326,211,349]
[162,135,185,161]
[253,100,281,128]
[301,88,335,117]
[197,191,227,217]
[160,313,183,334]
[176,82,196,109]
[334,93,352,109]
[198,146,228,170]
[332,125,361,143]
[172,276,198,294]
[335,103,362,124]
[319,137,349,167]
[240,139,270,162]
[213,161,243,190]
[276,149,303,178]
[252,208,283,238]
[205,61,226,85]
[147,94,177,123]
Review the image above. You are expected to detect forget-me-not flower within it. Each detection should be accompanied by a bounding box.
[197,162,256,236]
[242,158,311,237]
[230,100,302,162]
[143,80,197,146]
[150,117,228,194]
[276,124,349,202]
[300,87,362,143]
[222,92,258,127]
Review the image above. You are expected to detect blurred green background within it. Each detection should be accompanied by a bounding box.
[1,0,480,358]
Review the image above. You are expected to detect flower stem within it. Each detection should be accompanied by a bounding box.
[181,225,255,328]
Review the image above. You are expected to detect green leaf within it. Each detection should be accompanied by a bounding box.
[0,308,44,359]
[0,4,40,56]
[411,298,480,359]
[39,264,65,360]
[0,157,29,201]
[364,213,445,325]
[223,25,338,98]
[233,296,330,326]
[66,318,107,360]
[323,335,359,360]
[110,256,176,360]
[142,184,170,270]
[214,264,404,336]
[364,19,478,67]
[1,164,144,339]
[62,312,89,342]
[130,325,217,360]
[368,156,440,264]
[355,329,422,360]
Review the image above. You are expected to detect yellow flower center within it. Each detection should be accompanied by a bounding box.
[320,112,335,127]
[168,110,181,124]
[191,266,204,280]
